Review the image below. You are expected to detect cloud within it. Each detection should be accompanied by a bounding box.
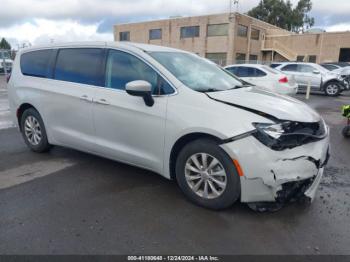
[1,0,350,48]
[325,23,350,32]
[0,19,112,47]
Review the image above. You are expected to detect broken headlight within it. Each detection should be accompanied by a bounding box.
[253,120,327,151]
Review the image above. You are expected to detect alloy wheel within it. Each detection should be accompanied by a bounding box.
[326,84,339,95]
[24,116,42,146]
[185,153,227,199]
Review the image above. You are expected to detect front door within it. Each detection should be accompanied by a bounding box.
[298,64,322,90]
[93,49,174,173]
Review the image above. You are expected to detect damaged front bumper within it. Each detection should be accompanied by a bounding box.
[220,128,330,204]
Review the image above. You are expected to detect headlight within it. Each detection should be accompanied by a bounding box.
[253,122,290,139]
[252,121,327,151]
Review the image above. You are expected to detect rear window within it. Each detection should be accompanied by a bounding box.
[262,65,279,74]
[54,48,104,86]
[20,49,53,78]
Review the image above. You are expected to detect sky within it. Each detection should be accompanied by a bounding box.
[0,0,350,49]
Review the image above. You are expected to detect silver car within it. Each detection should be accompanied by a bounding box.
[274,62,346,96]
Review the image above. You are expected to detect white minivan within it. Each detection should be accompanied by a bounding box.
[8,42,330,211]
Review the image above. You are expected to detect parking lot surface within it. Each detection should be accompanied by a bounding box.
[0,75,350,255]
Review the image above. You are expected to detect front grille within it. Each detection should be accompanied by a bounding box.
[276,177,315,203]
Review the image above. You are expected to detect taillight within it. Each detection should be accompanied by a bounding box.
[6,73,11,83]
[279,76,288,83]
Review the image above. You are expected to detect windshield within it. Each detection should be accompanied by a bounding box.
[149,52,244,92]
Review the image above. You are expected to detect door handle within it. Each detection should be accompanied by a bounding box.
[80,95,92,102]
[95,98,110,105]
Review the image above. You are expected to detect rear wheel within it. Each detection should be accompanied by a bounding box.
[324,82,341,96]
[20,108,51,153]
[175,139,240,210]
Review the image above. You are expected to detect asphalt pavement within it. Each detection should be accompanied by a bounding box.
[0,75,350,255]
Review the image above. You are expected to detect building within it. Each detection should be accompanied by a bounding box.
[114,12,350,66]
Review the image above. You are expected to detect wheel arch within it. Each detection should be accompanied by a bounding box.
[16,103,38,130]
[169,132,223,180]
[321,79,343,90]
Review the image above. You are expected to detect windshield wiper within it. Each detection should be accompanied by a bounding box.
[196,88,222,93]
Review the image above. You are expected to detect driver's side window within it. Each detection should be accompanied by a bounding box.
[105,49,174,95]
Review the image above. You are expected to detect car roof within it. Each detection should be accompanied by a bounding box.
[18,41,188,54]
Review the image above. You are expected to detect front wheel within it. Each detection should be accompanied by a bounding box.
[324,82,341,96]
[175,139,241,210]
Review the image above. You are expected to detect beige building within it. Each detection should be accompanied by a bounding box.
[114,12,350,66]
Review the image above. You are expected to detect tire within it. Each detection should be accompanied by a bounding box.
[324,82,341,96]
[342,126,350,138]
[175,139,241,210]
[20,108,51,153]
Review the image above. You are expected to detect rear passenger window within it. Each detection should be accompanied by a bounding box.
[281,64,298,72]
[20,49,53,78]
[54,48,104,86]
[105,49,174,95]
[236,67,256,77]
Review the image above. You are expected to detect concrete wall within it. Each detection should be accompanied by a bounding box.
[114,12,350,64]
[114,13,288,65]
[266,31,350,63]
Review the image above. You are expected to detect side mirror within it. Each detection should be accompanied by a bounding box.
[313,70,320,74]
[126,80,154,107]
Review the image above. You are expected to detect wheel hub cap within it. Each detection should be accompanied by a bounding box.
[185,153,227,199]
[24,116,42,146]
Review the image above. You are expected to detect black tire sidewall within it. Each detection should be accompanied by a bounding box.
[175,139,241,210]
[20,108,51,152]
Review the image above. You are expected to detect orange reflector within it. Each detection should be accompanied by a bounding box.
[233,159,244,177]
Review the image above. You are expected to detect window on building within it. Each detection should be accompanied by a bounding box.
[20,49,53,78]
[281,64,298,72]
[251,28,260,40]
[149,29,162,40]
[54,48,104,86]
[207,24,229,37]
[180,26,200,38]
[119,31,130,41]
[237,24,248,37]
[308,55,317,63]
[205,53,227,66]
[249,54,258,62]
[105,50,174,95]
[236,53,246,63]
[297,55,305,62]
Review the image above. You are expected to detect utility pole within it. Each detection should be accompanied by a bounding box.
[229,0,239,22]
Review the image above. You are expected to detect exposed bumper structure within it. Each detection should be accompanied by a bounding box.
[221,129,330,204]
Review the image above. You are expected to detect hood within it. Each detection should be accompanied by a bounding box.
[207,86,321,123]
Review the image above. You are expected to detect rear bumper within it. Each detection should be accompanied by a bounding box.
[221,130,330,203]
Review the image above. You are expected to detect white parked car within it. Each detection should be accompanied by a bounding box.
[8,42,330,211]
[0,50,13,73]
[224,64,298,95]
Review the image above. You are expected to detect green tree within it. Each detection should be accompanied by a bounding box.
[0,38,11,50]
[247,0,315,32]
